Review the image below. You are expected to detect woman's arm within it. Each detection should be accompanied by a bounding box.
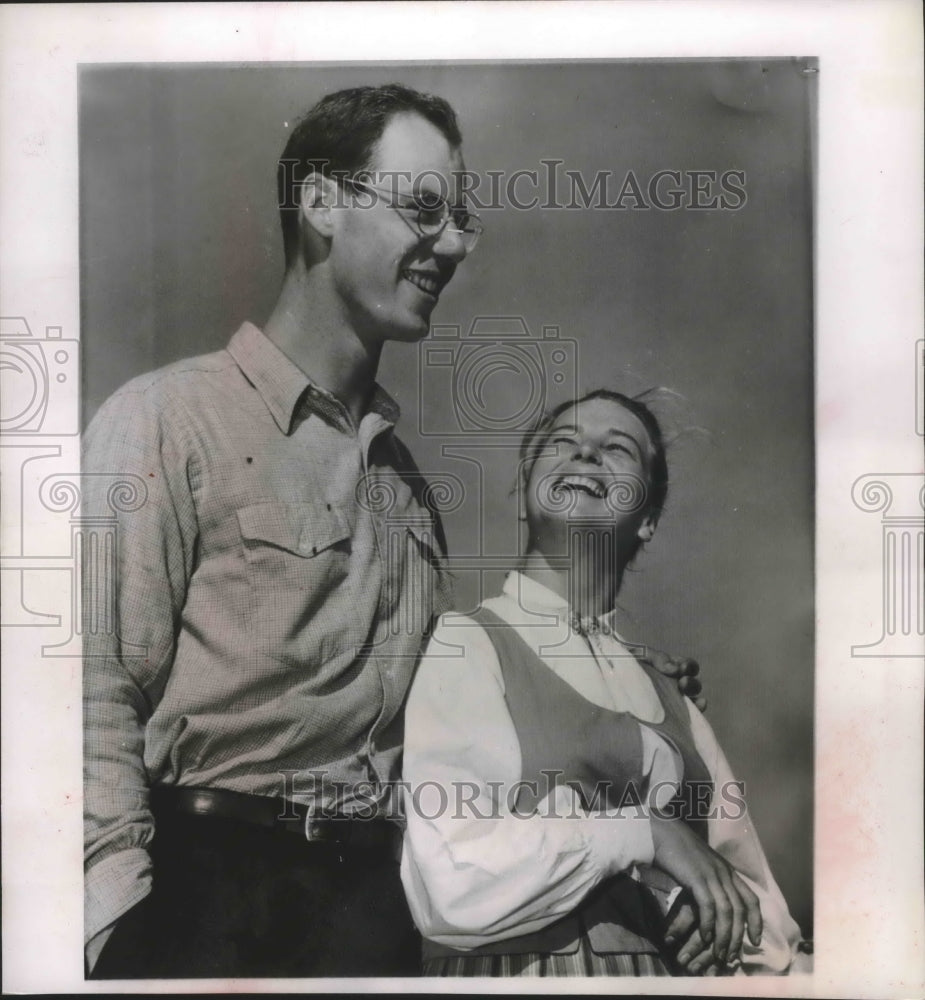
[400,613,656,950]
[683,701,810,974]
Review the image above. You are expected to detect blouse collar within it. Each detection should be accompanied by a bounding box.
[501,570,622,637]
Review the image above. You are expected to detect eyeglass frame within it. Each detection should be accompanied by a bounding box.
[338,176,484,254]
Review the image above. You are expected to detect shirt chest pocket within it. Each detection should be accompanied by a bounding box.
[236,501,353,651]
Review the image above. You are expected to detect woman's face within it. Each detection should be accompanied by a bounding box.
[523,397,659,558]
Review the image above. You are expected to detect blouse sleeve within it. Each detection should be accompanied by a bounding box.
[687,701,811,974]
[400,613,656,950]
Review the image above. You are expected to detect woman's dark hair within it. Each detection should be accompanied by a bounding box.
[277,83,463,267]
[518,388,669,519]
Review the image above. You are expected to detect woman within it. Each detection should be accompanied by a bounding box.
[400,389,809,976]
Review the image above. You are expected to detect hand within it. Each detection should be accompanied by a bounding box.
[641,648,707,711]
[664,900,731,975]
[651,814,761,967]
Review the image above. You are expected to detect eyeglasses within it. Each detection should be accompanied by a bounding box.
[341,177,483,254]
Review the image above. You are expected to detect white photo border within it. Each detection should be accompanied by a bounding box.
[1,1,922,995]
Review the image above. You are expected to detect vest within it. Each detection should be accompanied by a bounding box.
[423,605,713,961]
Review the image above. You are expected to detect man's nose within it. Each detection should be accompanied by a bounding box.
[431,222,467,262]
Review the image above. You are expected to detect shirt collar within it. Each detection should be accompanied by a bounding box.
[226,322,400,434]
[501,569,621,635]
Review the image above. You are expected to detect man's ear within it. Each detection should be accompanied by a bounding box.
[299,172,337,240]
[637,512,658,543]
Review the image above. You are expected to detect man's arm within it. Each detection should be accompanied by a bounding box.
[82,382,198,966]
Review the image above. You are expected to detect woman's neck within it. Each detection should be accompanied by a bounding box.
[520,544,622,619]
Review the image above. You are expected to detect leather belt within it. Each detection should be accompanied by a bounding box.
[151,786,403,859]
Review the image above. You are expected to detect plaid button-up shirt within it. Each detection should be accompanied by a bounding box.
[83,322,451,942]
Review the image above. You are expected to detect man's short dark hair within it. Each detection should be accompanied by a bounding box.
[277,83,463,268]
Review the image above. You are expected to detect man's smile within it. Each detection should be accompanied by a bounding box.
[401,268,442,299]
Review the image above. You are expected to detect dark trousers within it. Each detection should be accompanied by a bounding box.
[90,811,421,979]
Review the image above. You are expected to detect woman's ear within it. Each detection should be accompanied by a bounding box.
[636,512,658,543]
[299,172,337,240]
[515,473,528,521]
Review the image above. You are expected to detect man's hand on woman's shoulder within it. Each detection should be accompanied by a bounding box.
[640,648,707,712]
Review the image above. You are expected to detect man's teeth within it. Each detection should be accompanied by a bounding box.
[554,475,605,498]
[403,271,439,295]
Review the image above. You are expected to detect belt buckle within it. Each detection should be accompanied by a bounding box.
[304,815,352,845]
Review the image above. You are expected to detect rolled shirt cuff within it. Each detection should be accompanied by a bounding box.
[85,846,152,945]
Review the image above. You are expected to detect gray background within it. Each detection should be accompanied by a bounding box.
[80,60,814,935]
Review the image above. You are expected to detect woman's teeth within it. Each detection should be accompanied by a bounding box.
[554,475,605,498]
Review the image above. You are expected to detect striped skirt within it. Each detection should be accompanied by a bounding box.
[423,940,671,977]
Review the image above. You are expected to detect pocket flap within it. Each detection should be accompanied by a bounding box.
[404,513,444,560]
[237,501,351,557]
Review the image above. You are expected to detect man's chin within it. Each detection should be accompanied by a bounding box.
[392,307,436,343]
[363,306,433,346]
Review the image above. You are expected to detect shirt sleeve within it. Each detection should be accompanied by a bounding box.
[400,614,655,950]
[686,701,808,974]
[82,382,199,958]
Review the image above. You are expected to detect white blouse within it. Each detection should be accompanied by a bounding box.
[400,571,808,974]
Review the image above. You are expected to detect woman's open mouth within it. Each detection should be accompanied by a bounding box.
[551,475,606,499]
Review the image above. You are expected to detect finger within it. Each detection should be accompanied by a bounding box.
[693,695,708,713]
[641,647,679,677]
[678,675,703,698]
[688,880,716,945]
[664,903,696,946]
[676,929,704,966]
[706,874,733,964]
[718,867,746,962]
[687,944,716,975]
[679,657,700,678]
[733,871,763,947]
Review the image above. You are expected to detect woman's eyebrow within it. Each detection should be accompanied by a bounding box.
[605,430,645,455]
[547,423,646,455]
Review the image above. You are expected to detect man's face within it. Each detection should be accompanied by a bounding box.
[328,112,468,346]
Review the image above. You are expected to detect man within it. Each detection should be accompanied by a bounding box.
[83,83,701,979]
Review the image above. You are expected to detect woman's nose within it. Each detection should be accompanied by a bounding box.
[575,440,602,464]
